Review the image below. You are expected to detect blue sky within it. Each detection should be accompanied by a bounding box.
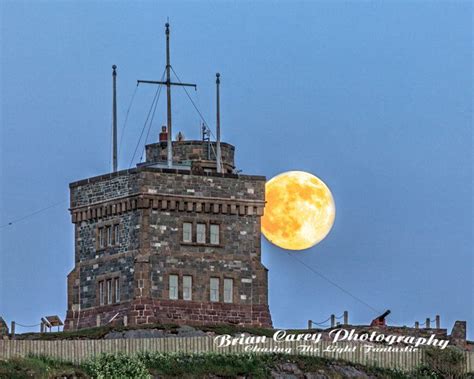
[1,1,472,338]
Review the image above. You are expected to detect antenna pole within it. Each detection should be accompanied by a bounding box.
[137,22,196,167]
[216,73,222,173]
[165,23,173,168]
[112,65,118,172]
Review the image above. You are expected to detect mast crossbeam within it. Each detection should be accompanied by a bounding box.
[137,80,196,89]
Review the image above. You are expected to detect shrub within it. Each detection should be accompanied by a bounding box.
[422,346,466,379]
[83,353,150,379]
[137,351,271,377]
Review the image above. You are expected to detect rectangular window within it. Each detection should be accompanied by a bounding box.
[106,226,112,247]
[210,224,220,245]
[182,222,192,243]
[114,277,120,303]
[99,281,105,306]
[210,278,219,302]
[169,275,178,300]
[106,279,112,305]
[99,228,105,249]
[224,278,233,303]
[183,275,192,301]
[196,223,206,244]
[113,224,119,245]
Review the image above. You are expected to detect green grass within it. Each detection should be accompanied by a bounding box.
[13,321,337,341]
[14,322,279,340]
[140,352,273,378]
[0,354,87,378]
[1,352,456,379]
[2,351,472,378]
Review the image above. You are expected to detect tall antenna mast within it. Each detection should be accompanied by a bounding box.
[165,23,172,168]
[137,22,196,168]
[216,73,222,173]
[112,65,118,172]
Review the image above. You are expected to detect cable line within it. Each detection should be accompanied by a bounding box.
[285,251,382,316]
[170,66,208,127]
[15,322,41,328]
[129,86,160,167]
[118,84,139,157]
[140,74,165,162]
[0,200,67,229]
[129,70,165,168]
[170,66,220,161]
[312,316,332,326]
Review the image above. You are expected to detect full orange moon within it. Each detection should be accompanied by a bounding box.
[261,171,335,250]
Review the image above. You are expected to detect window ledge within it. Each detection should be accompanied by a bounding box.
[96,245,120,252]
[180,242,223,248]
[97,302,121,308]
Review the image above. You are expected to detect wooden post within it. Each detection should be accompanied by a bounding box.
[96,315,101,327]
[343,311,348,325]
[331,314,336,328]
[307,320,312,329]
[415,321,419,329]
[10,321,15,339]
[426,318,430,329]
[123,315,128,327]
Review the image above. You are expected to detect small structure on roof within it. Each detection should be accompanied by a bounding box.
[41,315,64,332]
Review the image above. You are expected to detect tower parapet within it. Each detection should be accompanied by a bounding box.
[144,140,235,174]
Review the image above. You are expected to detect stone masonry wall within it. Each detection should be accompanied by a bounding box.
[76,212,141,262]
[78,255,136,310]
[450,321,467,348]
[65,301,133,330]
[145,141,235,168]
[146,211,268,305]
[66,163,272,330]
[129,299,271,327]
[136,170,271,327]
[140,170,264,201]
[70,170,140,208]
[0,317,9,336]
[72,210,141,311]
[65,299,272,330]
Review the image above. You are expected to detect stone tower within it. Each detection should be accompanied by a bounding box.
[65,23,272,330]
[64,137,273,330]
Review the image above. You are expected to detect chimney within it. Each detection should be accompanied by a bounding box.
[159,126,168,143]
